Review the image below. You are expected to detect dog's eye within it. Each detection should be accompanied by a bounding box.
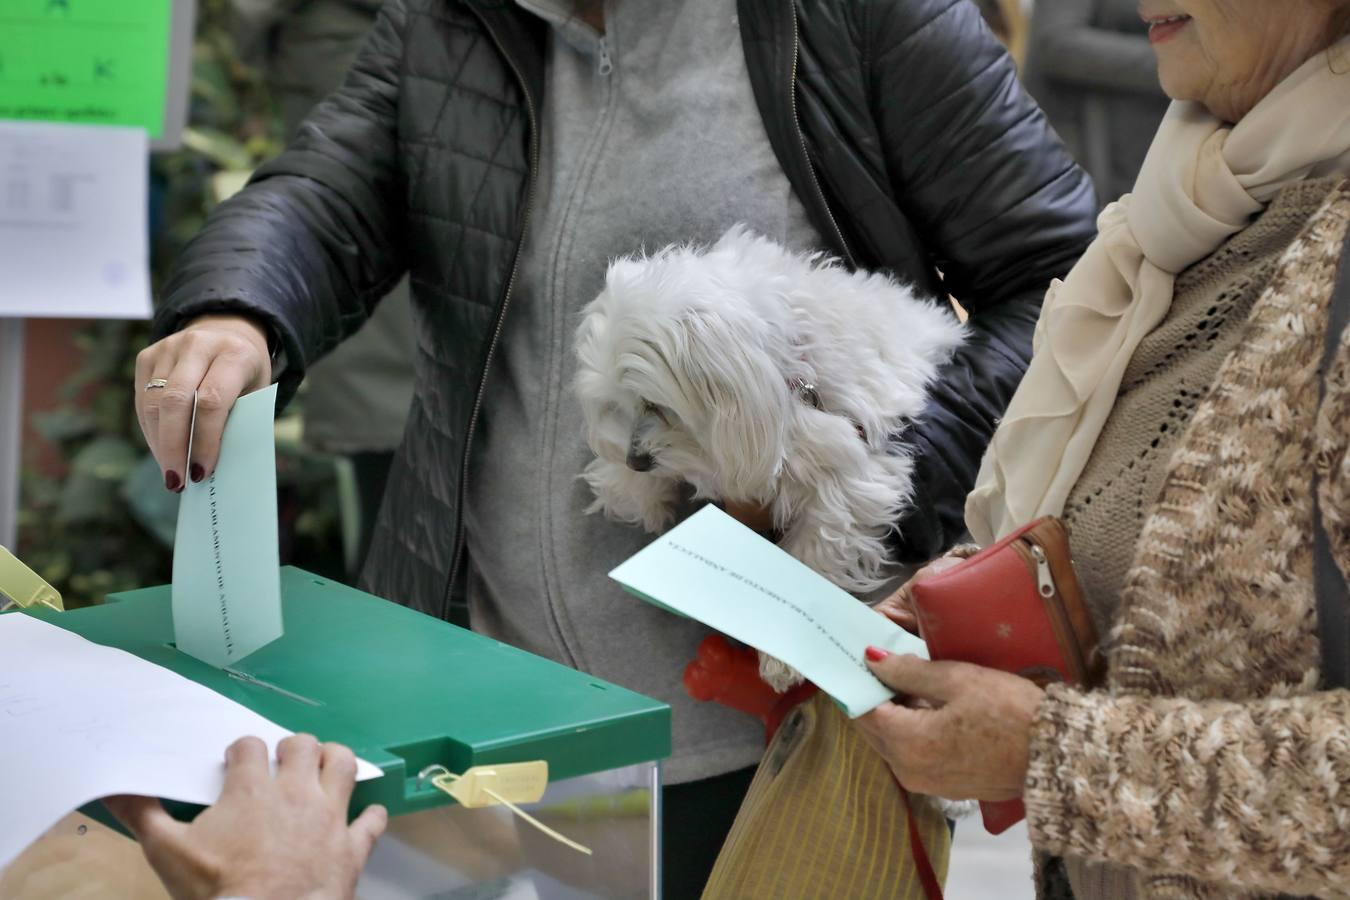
[641,401,671,425]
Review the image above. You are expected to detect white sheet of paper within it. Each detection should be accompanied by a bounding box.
[0,614,380,872]
[0,121,151,319]
[173,385,283,667]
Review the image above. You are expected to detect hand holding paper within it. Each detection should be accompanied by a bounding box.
[103,736,388,900]
[0,614,379,873]
[609,506,926,717]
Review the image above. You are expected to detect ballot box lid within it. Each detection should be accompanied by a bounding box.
[33,567,671,818]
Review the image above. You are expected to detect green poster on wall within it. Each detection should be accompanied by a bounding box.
[0,0,174,138]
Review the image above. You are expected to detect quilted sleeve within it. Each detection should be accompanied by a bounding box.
[864,0,1097,561]
[155,0,410,404]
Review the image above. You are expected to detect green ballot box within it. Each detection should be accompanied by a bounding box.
[29,567,671,899]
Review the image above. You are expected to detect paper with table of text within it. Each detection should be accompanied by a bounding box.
[0,120,149,319]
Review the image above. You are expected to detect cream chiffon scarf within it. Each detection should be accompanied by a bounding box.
[965,42,1350,546]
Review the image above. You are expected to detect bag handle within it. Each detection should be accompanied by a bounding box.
[1315,231,1350,690]
[898,784,945,900]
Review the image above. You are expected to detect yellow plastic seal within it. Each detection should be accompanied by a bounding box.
[419,762,592,856]
[437,761,549,808]
[0,546,63,612]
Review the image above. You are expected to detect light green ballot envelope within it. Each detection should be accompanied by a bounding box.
[610,506,927,717]
[172,385,283,667]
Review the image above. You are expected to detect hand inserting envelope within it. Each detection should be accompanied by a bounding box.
[172,385,284,667]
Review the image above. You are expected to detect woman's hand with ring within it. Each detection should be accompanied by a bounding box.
[853,652,1044,802]
[134,314,272,492]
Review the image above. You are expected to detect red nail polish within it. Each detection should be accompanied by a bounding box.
[865,646,889,662]
[165,470,182,492]
[190,463,204,483]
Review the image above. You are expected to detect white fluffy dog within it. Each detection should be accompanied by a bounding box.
[575,227,966,689]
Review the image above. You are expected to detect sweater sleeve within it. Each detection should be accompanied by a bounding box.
[1023,323,1350,896]
[1024,688,1350,895]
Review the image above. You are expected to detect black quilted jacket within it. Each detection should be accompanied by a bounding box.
[156,0,1096,619]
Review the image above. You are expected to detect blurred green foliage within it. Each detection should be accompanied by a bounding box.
[18,0,345,607]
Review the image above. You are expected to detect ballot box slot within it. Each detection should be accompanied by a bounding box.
[159,641,324,708]
[221,667,323,707]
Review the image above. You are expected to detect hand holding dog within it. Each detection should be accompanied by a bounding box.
[854,652,1044,802]
[722,500,775,533]
[870,554,967,634]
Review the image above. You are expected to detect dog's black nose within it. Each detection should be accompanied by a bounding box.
[627,408,662,472]
[626,449,656,472]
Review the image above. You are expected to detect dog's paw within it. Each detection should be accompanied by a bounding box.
[757,652,805,693]
[581,459,679,533]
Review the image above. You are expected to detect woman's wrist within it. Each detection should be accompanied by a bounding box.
[1011,677,1048,793]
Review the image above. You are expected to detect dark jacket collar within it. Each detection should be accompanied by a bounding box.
[463,0,548,110]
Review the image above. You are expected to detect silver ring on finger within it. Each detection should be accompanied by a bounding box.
[144,378,169,392]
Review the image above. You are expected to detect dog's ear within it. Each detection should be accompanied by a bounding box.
[680,310,790,493]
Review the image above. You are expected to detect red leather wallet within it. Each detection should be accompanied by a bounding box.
[908,517,1102,834]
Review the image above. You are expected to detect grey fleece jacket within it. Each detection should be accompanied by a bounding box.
[463,0,823,784]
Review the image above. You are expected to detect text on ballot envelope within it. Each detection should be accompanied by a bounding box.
[173,385,283,667]
[609,505,927,717]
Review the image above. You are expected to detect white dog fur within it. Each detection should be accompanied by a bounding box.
[575,226,966,690]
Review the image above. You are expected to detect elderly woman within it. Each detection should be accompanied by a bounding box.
[857,1,1350,897]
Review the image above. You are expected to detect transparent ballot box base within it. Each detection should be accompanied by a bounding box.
[0,763,661,900]
[357,762,662,900]
[0,814,171,900]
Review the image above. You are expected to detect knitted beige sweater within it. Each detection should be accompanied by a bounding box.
[1063,181,1339,641]
[1024,179,1350,899]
